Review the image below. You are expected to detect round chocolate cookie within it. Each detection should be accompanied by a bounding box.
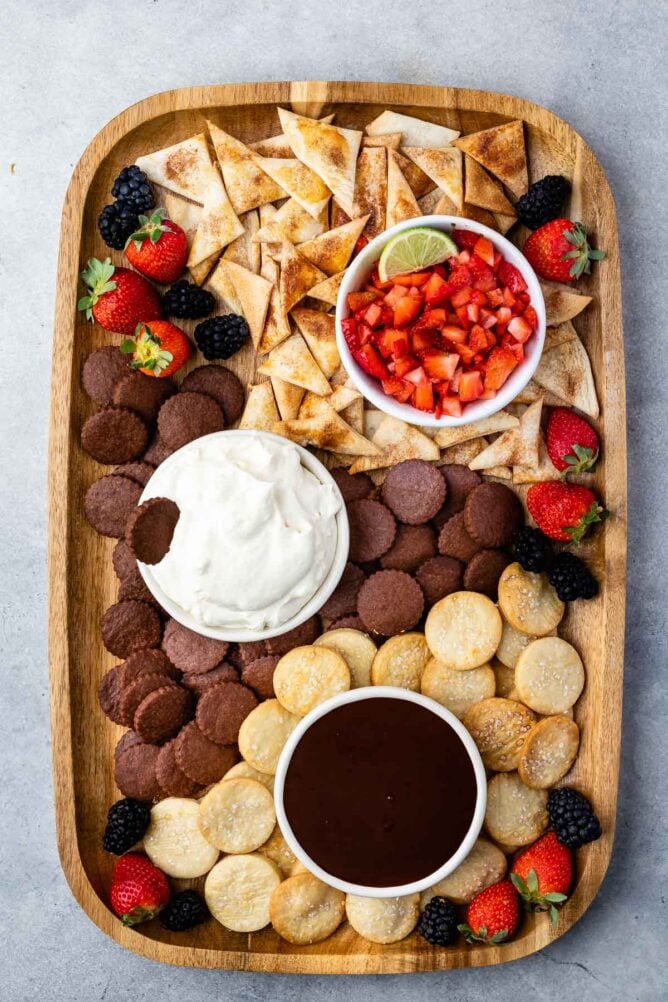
[357,570,425,636]
[182,661,239,694]
[155,739,203,798]
[381,460,446,525]
[230,641,267,668]
[81,406,149,465]
[180,365,245,424]
[330,468,375,504]
[119,673,178,728]
[98,664,127,725]
[329,614,366,631]
[114,742,161,801]
[114,730,144,764]
[143,434,174,466]
[125,497,180,564]
[347,499,397,562]
[84,474,143,538]
[112,370,176,422]
[175,721,239,786]
[464,482,525,548]
[318,562,365,622]
[162,619,229,673]
[438,512,484,563]
[113,461,156,487]
[434,465,482,525]
[113,538,139,582]
[380,524,437,573]
[118,574,158,607]
[463,548,512,598]
[101,600,162,658]
[157,391,225,450]
[241,656,279,700]
[416,555,464,606]
[119,648,181,687]
[134,684,194,743]
[82,346,130,406]
[195,681,258,746]
[265,615,320,656]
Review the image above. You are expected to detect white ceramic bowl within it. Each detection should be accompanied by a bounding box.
[274,686,487,897]
[137,430,349,643]
[335,215,546,428]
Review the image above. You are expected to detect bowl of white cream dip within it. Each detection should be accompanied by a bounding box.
[137,430,349,642]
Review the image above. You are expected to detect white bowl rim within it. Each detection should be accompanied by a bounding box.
[335,214,546,428]
[137,429,350,643]
[274,685,487,898]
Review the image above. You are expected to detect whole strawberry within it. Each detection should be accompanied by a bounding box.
[527,481,608,543]
[110,853,169,926]
[523,219,605,283]
[78,258,162,336]
[511,831,571,925]
[458,879,520,944]
[546,407,599,476]
[124,209,188,284]
[121,321,192,378]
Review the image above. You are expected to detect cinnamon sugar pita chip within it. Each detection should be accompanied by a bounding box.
[386,151,421,228]
[254,198,329,247]
[249,115,336,158]
[254,157,331,219]
[136,134,215,204]
[437,438,488,466]
[222,209,261,273]
[348,415,439,473]
[291,308,340,378]
[257,254,291,355]
[514,377,565,407]
[279,240,327,314]
[352,148,387,238]
[540,283,593,326]
[214,260,272,348]
[275,408,379,456]
[362,132,402,150]
[365,110,459,147]
[306,270,346,307]
[257,331,331,396]
[187,168,245,267]
[512,434,561,484]
[533,332,599,418]
[453,121,528,199]
[464,156,516,215]
[207,121,285,214]
[271,377,305,420]
[469,399,543,470]
[393,150,436,200]
[164,193,202,242]
[239,382,280,431]
[434,411,519,449]
[298,216,369,276]
[278,108,362,218]
[402,147,464,212]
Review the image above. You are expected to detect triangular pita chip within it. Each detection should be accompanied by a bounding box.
[363,409,386,440]
[352,148,387,238]
[249,115,336,157]
[365,110,460,147]
[271,377,305,420]
[298,386,360,419]
[136,134,215,204]
[362,132,402,150]
[437,438,488,466]
[540,281,593,326]
[190,252,219,286]
[298,216,369,276]
[257,331,331,395]
[544,320,578,352]
[275,408,379,456]
[291,308,340,378]
[278,108,362,217]
[402,147,464,211]
[464,156,516,215]
[222,210,261,273]
[207,121,285,214]
[514,377,566,407]
[393,150,435,199]
[329,364,354,387]
[253,198,329,247]
[470,399,543,470]
[418,189,449,215]
[187,169,245,267]
[493,213,517,235]
[280,240,327,314]
[239,382,280,431]
[257,253,291,355]
[349,415,439,474]
[434,410,519,449]
[214,260,272,348]
[453,121,528,199]
[206,259,242,313]
[461,202,498,229]
[330,200,350,230]
[254,157,331,220]
[340,396,364,435]
[164,193,202,241]
[483,465,513,480]
[513,434,560,484]
[533,333,599,418]
[306,270,345,307]
[387,150,421,228]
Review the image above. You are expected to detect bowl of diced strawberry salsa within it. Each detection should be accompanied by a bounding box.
[335,217,546,427]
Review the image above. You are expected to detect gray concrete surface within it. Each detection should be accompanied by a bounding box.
[1,1,667,999]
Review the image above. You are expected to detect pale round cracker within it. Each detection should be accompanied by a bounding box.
[491,658,517,699]
[238,699,301,775]
[419,838,507,908]
[273,644,350,715]
[425,592,502,670]
[223,760,275,793]
[518,714,580,789]
[495,617,535,668]
[421,657,495,719]
[204,853,282,932]
[269,873,345,944]
[143,797,219,878]
[198,777,276,853]
[484,772,548,847]
[371,632,430,689]
[498,563,564,637]
[315,628,377,688]
[345,893,420,944]
[462,697,537,771]
[515,636,585,714]
[258,824,298,877]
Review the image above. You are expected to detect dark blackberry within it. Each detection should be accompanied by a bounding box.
[512,526,553,572]
[159,890,209,932]
[162,280,215,319]
[516,175,571,230]
[548,552,598,601]
[112,165,155,213]
[194,314,250,360]
[547,787,602,849]
[102,798,151,855]
[418,896,458,946]
[98,201,139,250]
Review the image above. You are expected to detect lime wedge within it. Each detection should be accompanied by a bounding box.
[378,227,459,281]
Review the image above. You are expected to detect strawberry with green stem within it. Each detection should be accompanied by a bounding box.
[511,831,572,925]
[527,481,608,543]
[546,407,599,477]
[523,219,605,284]
[124,209,188,284]
[121,321,192,378]
[458,879,520,945]
[78,257,162,335]
[110,853,170,926]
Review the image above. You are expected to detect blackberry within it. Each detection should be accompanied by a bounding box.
[516,175,571,230]
[102,798,151,855]
[417,896,458,947]
[194,314,250,360]
[548,552,598,601]
[98,201,139,250]
[111,165,155,213]
[159,890,209,932]
[162,280,215,319]
[547,787,602,849]
[512,526,553,572]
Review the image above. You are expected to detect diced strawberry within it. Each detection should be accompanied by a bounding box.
[382,376,413,402]
[454,343,476,364]
[412,308,446,330]
[522,305,538,330]
[371,269,394,291]
[480,308,496,329]
[341,316,358,350]
[439,395,463,417]
[486,288,505,307]
[496,306,512,324]
[353,343,389,380]
[363,302,383,327]
[378,328,408,358]
[441,324,467,345]
[347,290,379,312]
[394,295,422,328]
[414,381,434,411]
[498,260,527,293]
[452,229,480,251]
[393,271,430,287]
[358,322,374,345]
[384,285,407,309]
[484,346,519,391]
[353,234,369,256]
[449,367,461,393]
[450,287,472,308]
[422,273,453,307]
[502,287,516,308]
[449,265,474,290]
[507,342,525,364]
[493,251,503,271]
[459,371,484,401]
[466,303,480,324]
[507,315,533,343]
[422,350,459,382]
[484,328,498,348]
[455,305,472,327]
[404,366,428,386]
[411,329,438,352]
[468,324,488,353]
[479,387,497,399]
[395,354,421,376]
[469,288,489,306]
[473,272,498,292]
[432,263,448,279]
[473,237,495,267]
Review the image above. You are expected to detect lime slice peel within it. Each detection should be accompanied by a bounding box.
[378,226,459,281]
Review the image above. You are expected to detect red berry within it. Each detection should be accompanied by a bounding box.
[523,220,605,284]
[527,481,608,542]
[459,880,520,944]
[120,321,192,378]
[546,407,599,475]
[78,258,162,336]
[110,853,170,926]
[124,209,188,284]
[511,831,572,924]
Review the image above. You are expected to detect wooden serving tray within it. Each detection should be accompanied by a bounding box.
[48,81,626,973]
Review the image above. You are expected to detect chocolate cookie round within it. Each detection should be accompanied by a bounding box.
[438,512,484,563]
[416,555,464,606]
[318,562,365,622]
[134,684,193,743]
[114,742,161,801]
[114,730,144,764]
[381,460,446,525]
[175,721,239,786]
[113,461,156,487]
[241,656,279,700]
[81,407,149,465]
[380,524,437,573]
[113,538,139,582]
[230,641,268,668]
[195,681,258,746]
[434,465,482,525]
[119,674,178,728]
[331,468,375,504]
[162,619,229,673]
[125,497,180,564]
[180,365,245,424]
[98,664,127,724]
[265,615,320,656]
[357,570,425,636]
[118,649,180,687]
[155,739,203,798]
[143,434,174,466]
[82,346,130,406]
[181,662,239,694]
[101,600,162,658]
[347,499,397,562]
[112,370,176,422]
[463,549,512,598]
[329,614,366,631]
[464,482,525,548]
[84,474,143,538]
[157,391,225,450]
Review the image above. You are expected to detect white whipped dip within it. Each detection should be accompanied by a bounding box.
[142,432,341,631]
